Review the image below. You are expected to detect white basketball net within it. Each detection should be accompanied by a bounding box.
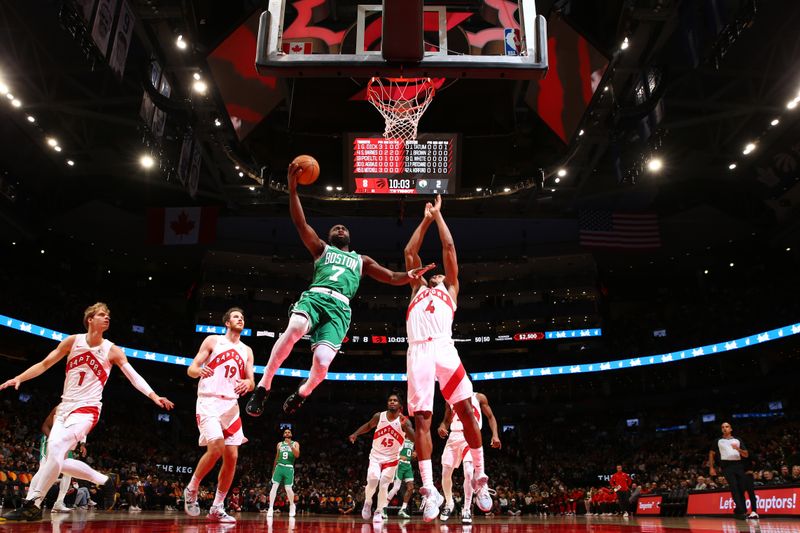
[367,77,436,141]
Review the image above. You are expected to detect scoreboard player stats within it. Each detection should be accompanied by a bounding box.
[345,133,460,195]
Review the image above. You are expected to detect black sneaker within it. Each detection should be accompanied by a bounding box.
[282,382,307,415]
[4,499,42,521]
[102,474,118,510]
[245,387,270,417]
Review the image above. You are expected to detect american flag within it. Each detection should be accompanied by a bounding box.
[578,210,661,249]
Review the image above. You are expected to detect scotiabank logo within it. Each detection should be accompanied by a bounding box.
[637,496,661,515]
[687,488,800,515]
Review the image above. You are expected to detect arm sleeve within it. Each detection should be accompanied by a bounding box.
[120,362,155,398]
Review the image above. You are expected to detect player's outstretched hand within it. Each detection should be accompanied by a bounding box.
[348,434,357,444]
[153,396,175,410]
[0,378,21,390]
[409,263,436,279]
[437,426,449,438]
[233,380,251,396]
[287,162,304,189]
[491,436,502,449]
[428,194,442,218]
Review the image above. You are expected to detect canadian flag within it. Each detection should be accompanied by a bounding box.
[282,41,312,54]
[146,207,218,245]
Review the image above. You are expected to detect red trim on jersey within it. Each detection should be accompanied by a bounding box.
[70,406,100,432]
[373,424,404,444]
[441,363,467,400]
[205,348,246,378]
[66,351,109,385]
[223,417,242,438]
[380,460,399,470]
[406,287,456,321]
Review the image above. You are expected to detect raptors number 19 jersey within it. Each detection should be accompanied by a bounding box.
[450,393,482,432]
[370,411,405,464]
[198,336,248,400]
[406,283,456,343]
[62,334,114,410]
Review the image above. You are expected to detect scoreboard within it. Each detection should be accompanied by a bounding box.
[345,133,460,195]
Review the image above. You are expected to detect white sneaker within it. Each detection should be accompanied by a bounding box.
[361,501,372,520]
[183,487,200,517]
[88,499,97,508]
[462,506,472,524]
[623,512,629,518]
[747,511,759,519]
[289,504,296,517]
[208,504,236,523]
[440,506,452,521]
[52,502,72,513]
[266,508,274,517]
[472,474,494,512]
[373,510,383,523]
[422,487,444,523]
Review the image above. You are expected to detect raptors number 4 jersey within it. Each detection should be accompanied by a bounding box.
[62,334,114,410]
[198,336,248,400]
[450,393,482,432]
[370,411,405,464]
[406,283,456,343]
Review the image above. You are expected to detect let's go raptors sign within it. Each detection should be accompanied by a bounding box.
[687,487,800,516]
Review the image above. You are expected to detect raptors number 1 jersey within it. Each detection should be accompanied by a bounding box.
[62,334,114,410]
[198,336,248,400]
[370,411,405,464]
[406,283,456,343]
[450,393,482,432]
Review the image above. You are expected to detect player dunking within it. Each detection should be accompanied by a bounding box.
[267,428,300,517]
[348,393,415,524]
[438,392,501,523]
[246,163,433,417]
[386,439,416,518]
[0,302,174,521]
[184,307,255,523]
[404,196,493,522]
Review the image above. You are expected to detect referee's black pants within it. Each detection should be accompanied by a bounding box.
[722,462,748,516]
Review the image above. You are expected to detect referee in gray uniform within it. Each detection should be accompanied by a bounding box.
[708,422,754,519]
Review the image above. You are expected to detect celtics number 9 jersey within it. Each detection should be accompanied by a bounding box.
[311,245,363,300]
[277,441,296,467]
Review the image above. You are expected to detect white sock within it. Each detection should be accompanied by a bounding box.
[269,483,279,509]
[187,475,201,493]
[56,475,71,505]
[420,459,434,491]
[213,489,227,507]
[468,447,485,477]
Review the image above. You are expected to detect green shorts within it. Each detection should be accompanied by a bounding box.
[272,464,295,486]
[396,462,414,482]
[290,290,352,351]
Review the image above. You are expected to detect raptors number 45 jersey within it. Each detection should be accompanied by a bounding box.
[450,393,482,432]
[62,334,114,410]
[406,283,456,343]
[198,336,248,400]
[370,411,405,464]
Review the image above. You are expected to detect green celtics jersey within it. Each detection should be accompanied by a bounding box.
[277,441,296,467]
[398,440,414,464]
[311,245,362,299]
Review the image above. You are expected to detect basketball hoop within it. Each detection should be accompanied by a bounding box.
[366,77,436,141]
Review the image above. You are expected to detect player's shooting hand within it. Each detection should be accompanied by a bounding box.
[153,396,175,410]
[348,434,357,444]
[409,263,436,279]
[0,377,21,390]
[491,436,502,449]
[437,426,449,438]
[198,366,214,379]
[424,202,434,220]
[428,194,442,218]
[287,163,303,189]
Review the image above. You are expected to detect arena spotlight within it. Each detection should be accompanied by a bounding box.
[139,154,155,169]
[238,171,244,177]
[729,163,737,170]
[54,145,62,152]
[771,118,780,126]
[788,99,798,110]
[475,187,482,192]
[578,129,585,136]
[336,186,342,191]
[743,142,756,155]
[787,247,792,252]
[704,269,709,274]
[192,80,207,94]
[647,158,663,172]
[554,177,561,184]
[503,187,511,192]
[326,186,333,191]
[66,160,75,166]
[26,115,35,123]
[214,118,222,127]
[620,37,629,50]
[11,98,21,108]
[175,35,187,50]
[729,262,734,267]
[0,82,8,95]
[248,186,255,191]
[46,137,58,147]
[557,168,567,177]
[5,93,13,100]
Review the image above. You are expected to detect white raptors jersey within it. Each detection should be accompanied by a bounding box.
[62,334,114,410]
[406,283,456,343]
[369,411,406,464]
[450,393,482,432]
[198,336,248,400]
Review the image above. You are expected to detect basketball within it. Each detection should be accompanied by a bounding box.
[292,155,320,185]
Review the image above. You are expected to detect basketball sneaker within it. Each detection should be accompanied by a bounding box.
[462,507,473,524]
[289,504,297,517]
[246,386,270,417]
[266,508,274,517]
[421,487,443,523]
[102,474,118,510]
[381,507,388,520]
[439,506,452,521]
[283,381,308,415]
[373,510,383,523]
[472,474,494,512]
[183,487,200,517]
[208,504,236,523]
[52,502,72,513]
[3,499,42,521]
[747,511,759,519]
[361,501,372,520]
[398,507,411,519]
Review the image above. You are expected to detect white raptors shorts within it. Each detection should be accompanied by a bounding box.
[367,459,398,482]
[441,431,471,469]
[196,396,247,446]
[406,338,473,415]
[53,403,101,445]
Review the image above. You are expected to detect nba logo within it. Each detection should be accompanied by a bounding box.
[504,28,520,56]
